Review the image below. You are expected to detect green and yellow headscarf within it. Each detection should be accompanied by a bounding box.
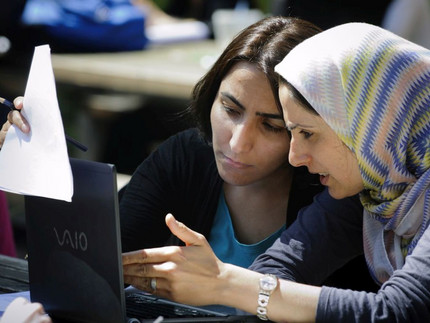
[276,23,430,283]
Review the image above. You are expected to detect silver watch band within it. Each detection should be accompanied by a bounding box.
[256,274,277,320]
[257,292,271,320]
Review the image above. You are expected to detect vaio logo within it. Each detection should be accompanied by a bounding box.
[54,228,88,251]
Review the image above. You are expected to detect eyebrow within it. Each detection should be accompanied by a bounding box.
[220,92,284,120]
[286,123,314,131]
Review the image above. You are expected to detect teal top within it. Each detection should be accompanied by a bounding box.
[208,192,286,268]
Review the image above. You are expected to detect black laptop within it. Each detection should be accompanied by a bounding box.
[24,158,262,323]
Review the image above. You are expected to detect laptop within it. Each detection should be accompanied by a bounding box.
[25,158,263,322]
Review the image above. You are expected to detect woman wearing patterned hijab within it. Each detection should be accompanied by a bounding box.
[276,21,430,283]
[273,22,430,321]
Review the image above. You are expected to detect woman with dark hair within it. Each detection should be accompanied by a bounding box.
[118,16,325,263]
[187,15,319,141]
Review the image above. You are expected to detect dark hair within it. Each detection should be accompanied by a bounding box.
[184,16,321,141]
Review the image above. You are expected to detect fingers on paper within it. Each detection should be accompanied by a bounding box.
[7,109,30,133]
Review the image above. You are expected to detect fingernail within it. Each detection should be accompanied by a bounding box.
[14,97,23,106]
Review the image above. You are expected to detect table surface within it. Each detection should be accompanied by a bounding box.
[51,41,222,100]
[0,255,29,294]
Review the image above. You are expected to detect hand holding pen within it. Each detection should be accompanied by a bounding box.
[0,96,87,151]
[0,96,30,148]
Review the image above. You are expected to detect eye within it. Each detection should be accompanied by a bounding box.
[300,130,313,139]
[222,104,240,116]
[263,122,286,133]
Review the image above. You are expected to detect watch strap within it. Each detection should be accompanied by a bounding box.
[256,274,277,320]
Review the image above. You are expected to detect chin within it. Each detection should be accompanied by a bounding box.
[220,173,255,187]
[327,188,350,200]
[224,177,253,187]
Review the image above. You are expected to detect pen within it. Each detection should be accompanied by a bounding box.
[0,97,14,110]
[0,96,88,152]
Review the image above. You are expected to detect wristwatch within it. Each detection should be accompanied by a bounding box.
[256,274,278,320]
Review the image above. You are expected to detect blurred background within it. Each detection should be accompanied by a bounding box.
[1,0,428,259]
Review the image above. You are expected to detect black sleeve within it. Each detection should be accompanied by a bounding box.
[119,129,221,252]
[249,189,364,285]
[286,166,324,228]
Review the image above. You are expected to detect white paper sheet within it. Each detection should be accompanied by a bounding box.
[0,45,73,202]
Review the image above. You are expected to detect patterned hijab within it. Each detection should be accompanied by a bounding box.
[275,23,430,284]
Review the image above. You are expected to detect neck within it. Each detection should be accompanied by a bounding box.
[223,166,293,244]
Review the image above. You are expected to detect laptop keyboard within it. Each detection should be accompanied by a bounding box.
[125,292,224,319]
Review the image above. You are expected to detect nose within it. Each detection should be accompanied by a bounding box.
[230,123,254,154]
[288,136,311,167]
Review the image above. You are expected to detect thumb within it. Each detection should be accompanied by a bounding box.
[13,96,24,110]
[165,213,206,247]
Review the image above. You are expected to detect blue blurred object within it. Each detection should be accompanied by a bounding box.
[21,0,149,52]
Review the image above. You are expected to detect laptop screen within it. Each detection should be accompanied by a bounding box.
[25,158,125,323]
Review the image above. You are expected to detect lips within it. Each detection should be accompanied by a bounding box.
[319,173,329,185]
[222,154,251,169]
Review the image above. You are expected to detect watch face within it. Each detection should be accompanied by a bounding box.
[260,275,277,291]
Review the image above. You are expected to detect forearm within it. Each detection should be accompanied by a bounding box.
[317,222,430,322]
[218,263,321,323]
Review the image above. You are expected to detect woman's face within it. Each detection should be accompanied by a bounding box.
[210,62,290,187]
[279,85,364,199]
